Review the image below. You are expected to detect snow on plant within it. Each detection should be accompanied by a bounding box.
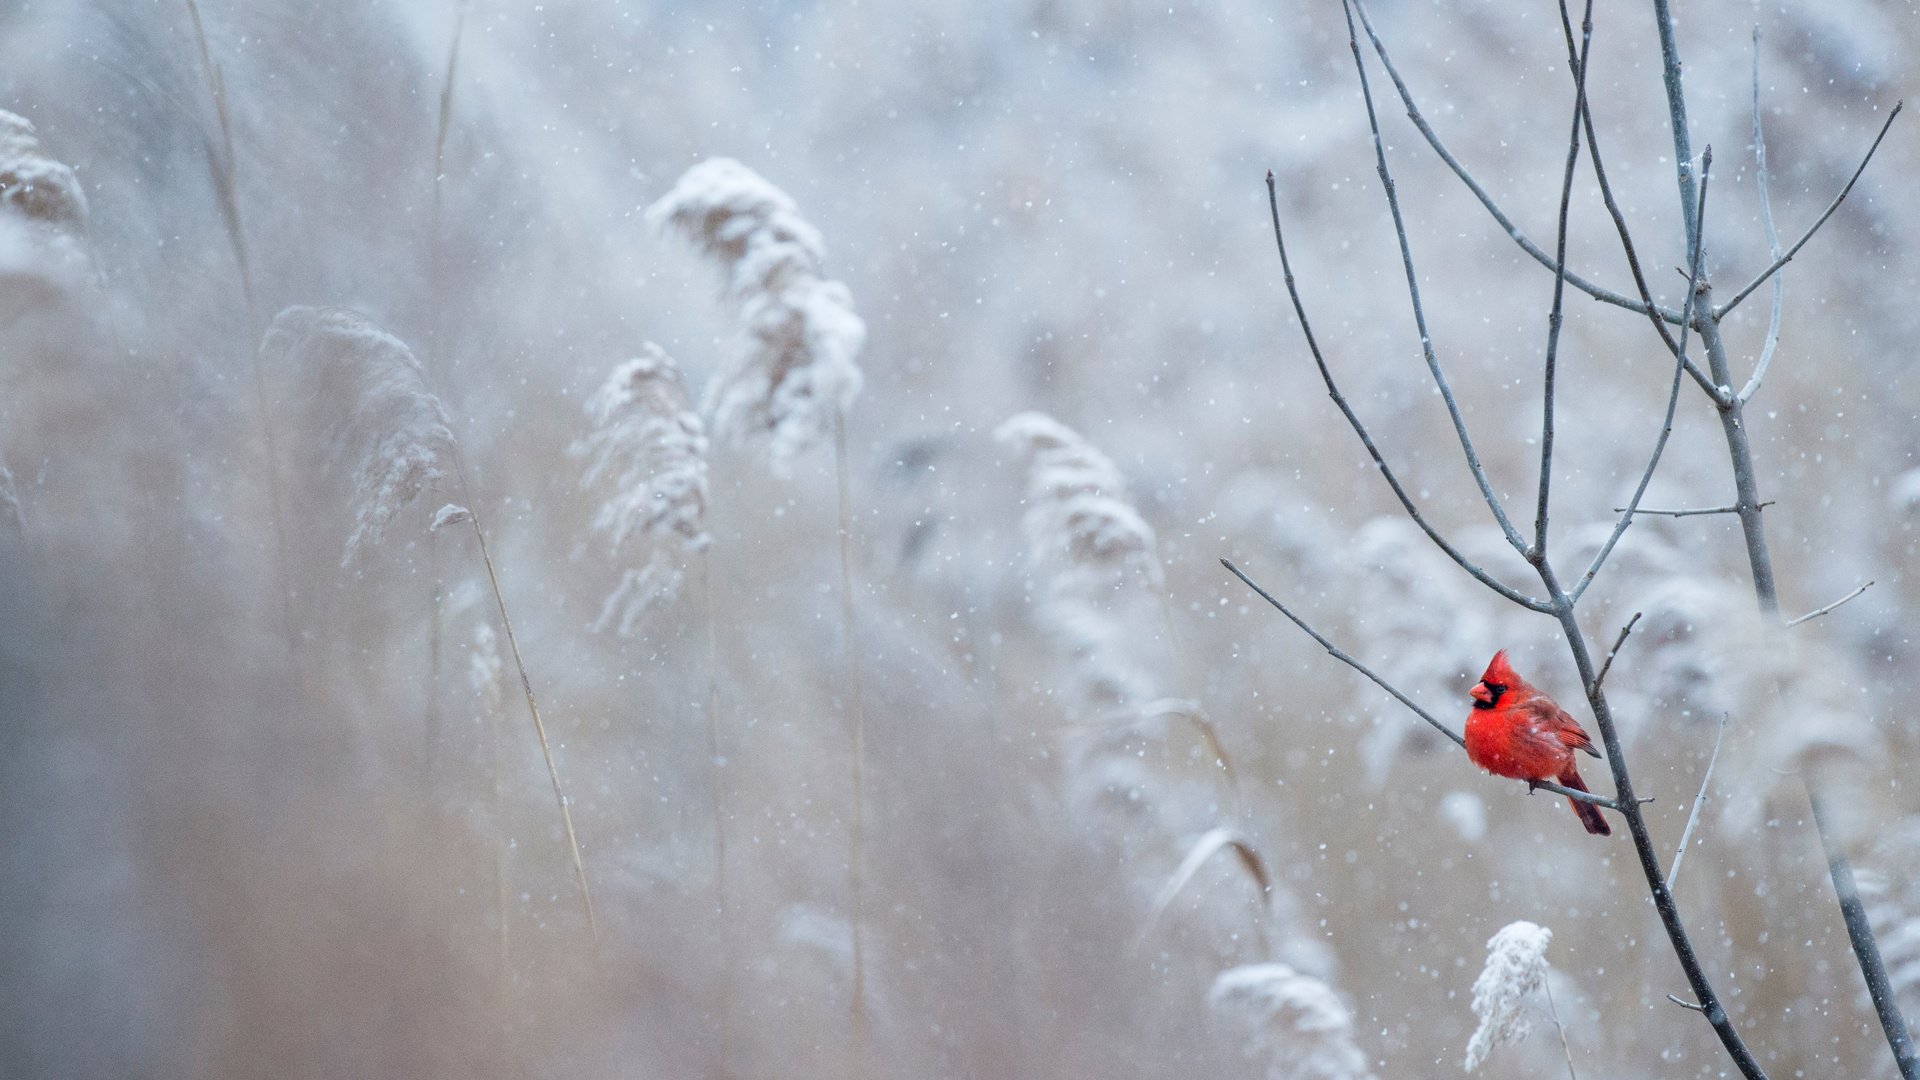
[0,109,90,292]
[1464,920,1553,1072]
[646,157,864,471]
[0,458,21,533]
[259,306,456,566]
[468,620,505,715]
[570,343,710,635]
[996,410,1164,711]
[1209,963,1375,1080]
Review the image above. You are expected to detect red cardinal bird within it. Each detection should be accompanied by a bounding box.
[1465,651,1611,836]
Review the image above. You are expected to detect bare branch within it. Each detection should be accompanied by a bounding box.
[1570,148,1714,604]
[1784,581,1873,628]
[1533,5,1597,561]
[1347,0,1685,324]
[1265,174,1549,611]
[1611,502,1772,518]
[1219,559,1616,810]
[1736,29,1785,406]
[1668,994,1709,1013]
[1339,0,1531,557]
[1224,557,1464,751]
[1717,102,1904,319]
[1809,788,1920,1078]
[1667,714,1728,897]
[1591,611,1641,691]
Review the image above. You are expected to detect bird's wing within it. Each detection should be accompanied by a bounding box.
[1546,702,1601,758]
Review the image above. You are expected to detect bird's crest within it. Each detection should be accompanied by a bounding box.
[1480,649,1518,687]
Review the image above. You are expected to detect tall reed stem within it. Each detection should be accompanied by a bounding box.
[699,547,734,1078]
[834,410,871,1073]
[454,460,598,942]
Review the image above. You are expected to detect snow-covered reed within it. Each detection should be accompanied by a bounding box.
[997,410,1164,712]
[571,343,710,635]
[646,157,864,471]
[260,306,455,566]
[0,109,90,296]
[1209,962,1374,1080]
[0,458,21,534]
[1464,920,1553,1072]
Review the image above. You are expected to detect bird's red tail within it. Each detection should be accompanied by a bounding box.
[1559,767,1612,837]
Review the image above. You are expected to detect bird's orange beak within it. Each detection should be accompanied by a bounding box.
[1470,681,1493,704]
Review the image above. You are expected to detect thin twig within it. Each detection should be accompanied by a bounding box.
[1667,714,1727,897]
[1340,0,1530,557]
[1736,29,1784,406]
[1219,559,1615,810]
[1784,581,1872,627]
[1264,174,1547,611]
[1544,976,1580,1080]
[1532,4,1596,562]
[1346,0,1683,325]
[1611,502,1772,518]
[1570,148,1713,604]
[1716,102,1904,319]
[1591,612,1640,691]
[1668,994,1708,1013]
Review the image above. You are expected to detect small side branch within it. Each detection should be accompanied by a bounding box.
[1784,581,1872,627]
[1667,714,1728,897]
[1591,612,1641,691]
[1736,29,1785,406]
[1265,175,1548,611]
[1220,559,1616,811]
[1612,502,1772,518]
[1716,102,1903,319]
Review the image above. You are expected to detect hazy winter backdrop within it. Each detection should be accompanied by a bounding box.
[2,1,1916,1077]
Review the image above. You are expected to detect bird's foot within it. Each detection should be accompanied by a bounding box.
[1526,779,1543,795]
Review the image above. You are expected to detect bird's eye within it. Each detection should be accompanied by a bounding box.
[1486,683,1507,696]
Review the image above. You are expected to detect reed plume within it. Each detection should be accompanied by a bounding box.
[0,109,91,300]
[645,157,865,472]
[259,307,455,565]
[1464,921,1554,1072]
[1208,963,1375,1080]
[996,410,1164,712]
[571,343,711,636]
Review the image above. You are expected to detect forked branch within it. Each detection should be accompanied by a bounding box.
[1716,102,1903,320]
